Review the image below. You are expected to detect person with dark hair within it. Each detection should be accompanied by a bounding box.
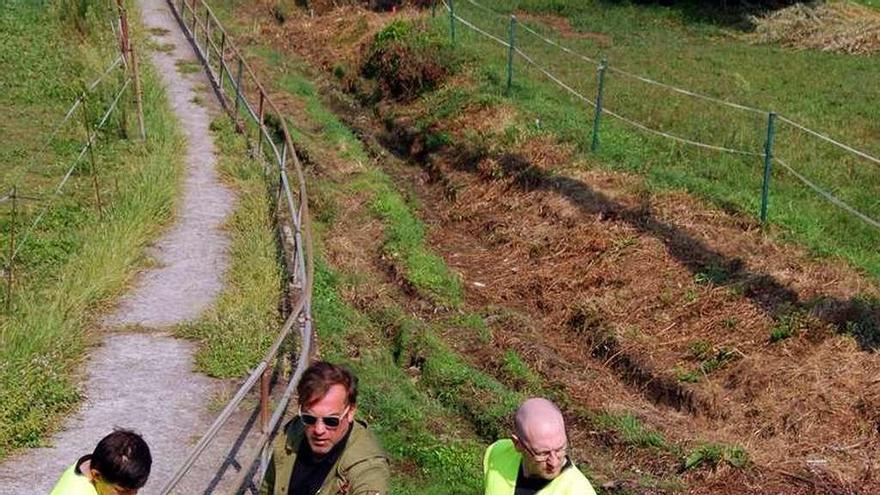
[483,398,595,495]
[261,361,389,495]
[49,429,152,495]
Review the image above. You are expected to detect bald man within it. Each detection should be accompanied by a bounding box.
[483,398,596,495]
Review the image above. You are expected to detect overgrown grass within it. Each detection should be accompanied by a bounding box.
[175,118,283,377]
[422,1,880,279]
[0,1,184,457]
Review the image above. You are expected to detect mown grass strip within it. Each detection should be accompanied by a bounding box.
[0,2,184,457]
[175,118,283,377]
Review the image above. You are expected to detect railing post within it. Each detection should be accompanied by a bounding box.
[234,58,244,116]
[449,0,456,45]
[506,15,516,96]
[218,32,227,94]
[260,366,270,434]
[80,92,105,218]
[591,57,608,153]
[6,186,16,313]
[432,0,437,17]
[257,92,265,157]
[760,112,777,224]
[204,7,211,66]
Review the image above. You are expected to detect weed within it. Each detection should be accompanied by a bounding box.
[596,412,669,450]
[683,443,750,471]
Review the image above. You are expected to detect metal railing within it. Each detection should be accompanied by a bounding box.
[159,0,316,492]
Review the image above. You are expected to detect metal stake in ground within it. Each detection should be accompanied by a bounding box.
[449,0,456,45]
[116,0,145,140]
[80,92,105,218]
[591,57,608,153]
[234,58,245,133]
[506,15,517,96]
[760,112,777,224]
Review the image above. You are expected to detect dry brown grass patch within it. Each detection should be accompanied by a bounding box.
[749,1,880,54]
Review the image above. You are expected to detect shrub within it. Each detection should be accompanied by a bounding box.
[361,20,454,101]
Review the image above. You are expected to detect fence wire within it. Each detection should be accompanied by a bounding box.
[443,0,880,232]
[11,76,133,263]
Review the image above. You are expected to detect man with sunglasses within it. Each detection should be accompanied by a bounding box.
[483,398,596,495]
[261,361,389,495]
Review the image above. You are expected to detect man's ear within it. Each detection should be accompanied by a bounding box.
[511,434,524,453]
[348,403,358,421]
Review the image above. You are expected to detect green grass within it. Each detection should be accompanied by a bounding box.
[0,1,185,457]
[364,170,464,308]
[175,118,283,377]
[422,1,880,279]
[257,53,464,308]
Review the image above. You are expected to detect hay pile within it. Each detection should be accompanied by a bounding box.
[749,1,880,54]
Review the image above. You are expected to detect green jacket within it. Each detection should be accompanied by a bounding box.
[260,418,390,495]
[483,439,596,495]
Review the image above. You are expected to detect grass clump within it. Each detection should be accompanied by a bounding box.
[362,19,457,101]
[175,118,283,377]
[596,412,670,451]
[683,443,750,471]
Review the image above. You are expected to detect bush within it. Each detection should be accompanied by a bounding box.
[361,20,454,101]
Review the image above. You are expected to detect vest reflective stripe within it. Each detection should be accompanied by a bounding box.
[483,439,597,495]
[49,464,98,495]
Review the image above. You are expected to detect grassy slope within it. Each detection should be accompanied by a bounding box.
[0,2,184,456]
[426,0,880,280]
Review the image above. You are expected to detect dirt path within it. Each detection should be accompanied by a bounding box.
[0,1,251,493]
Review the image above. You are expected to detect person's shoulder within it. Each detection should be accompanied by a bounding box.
[559,463,597,495]
[485,438,515,456]
[346,419,388,461]
[48,464,97,495]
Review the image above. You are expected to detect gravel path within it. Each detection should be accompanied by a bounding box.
[0,1,256,493]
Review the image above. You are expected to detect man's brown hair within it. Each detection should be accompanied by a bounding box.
[297,361,358,407]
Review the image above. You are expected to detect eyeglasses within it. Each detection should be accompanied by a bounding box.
[299,405,350,428]
[521,441,567,463]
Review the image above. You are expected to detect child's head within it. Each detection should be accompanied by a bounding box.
[90,429,152,495]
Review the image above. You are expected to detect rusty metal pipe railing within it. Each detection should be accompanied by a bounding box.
[159,0,317,492]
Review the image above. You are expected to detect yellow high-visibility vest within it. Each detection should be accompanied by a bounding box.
[483,439,597,495]
[49,464,98,495]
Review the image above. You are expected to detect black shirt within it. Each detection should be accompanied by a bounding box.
[289,425,353,495]
[514,459,573,495]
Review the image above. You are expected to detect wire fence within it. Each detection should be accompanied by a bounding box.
[158,0,316,492]
[0,5,139,312]
[439,0,880,238]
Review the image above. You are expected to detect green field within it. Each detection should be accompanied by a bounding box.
[424,0,880,279]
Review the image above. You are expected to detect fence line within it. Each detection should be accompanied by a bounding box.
[460,0,880,170]
[158,0,316,492]
[443,0,879,231]
[775,157,880,230]
[11,77,133,263]
[451,2,758,156]
[777,115,880,168]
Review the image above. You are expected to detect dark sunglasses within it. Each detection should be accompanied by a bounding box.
[299,405,350,428]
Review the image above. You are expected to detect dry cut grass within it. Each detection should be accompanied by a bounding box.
[749,1,880,54]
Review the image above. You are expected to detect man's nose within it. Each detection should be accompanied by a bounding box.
[314,420,327,435]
